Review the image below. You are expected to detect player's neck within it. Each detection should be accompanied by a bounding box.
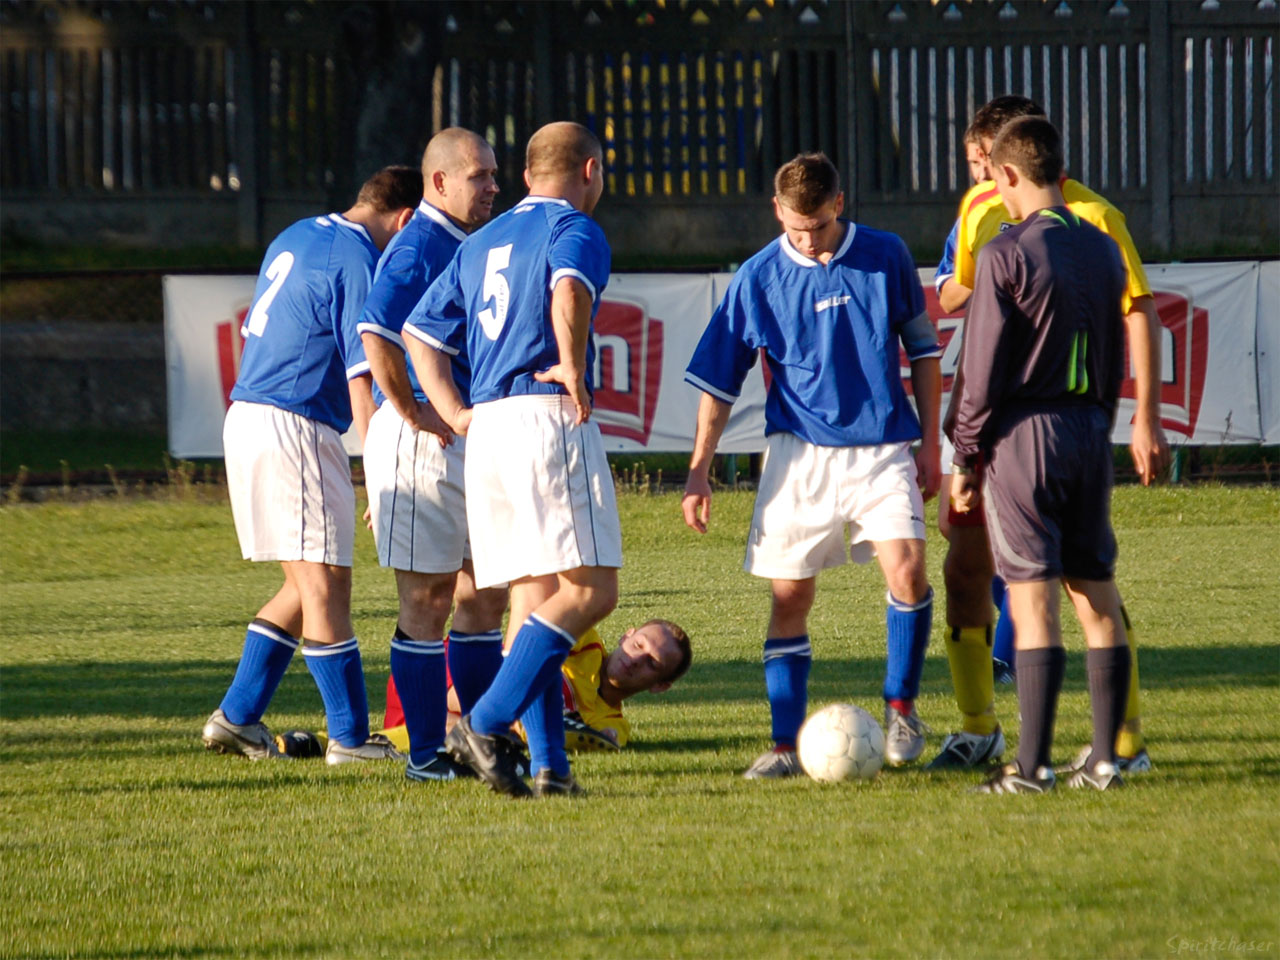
[1012,184,1066,221]
[527,179,588,213]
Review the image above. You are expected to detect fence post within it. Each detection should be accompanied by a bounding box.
[1148,0,1173,256]
[234,0,260,249]
[844,1,860,221]
[533,4,553,128]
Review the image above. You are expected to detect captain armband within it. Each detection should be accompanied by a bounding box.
[900,312,942,359]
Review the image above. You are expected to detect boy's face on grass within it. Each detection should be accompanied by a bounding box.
[604,623,682,697]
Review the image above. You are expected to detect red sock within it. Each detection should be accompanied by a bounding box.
[887,698,914,716]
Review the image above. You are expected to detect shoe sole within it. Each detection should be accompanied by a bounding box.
[202,729,275,760]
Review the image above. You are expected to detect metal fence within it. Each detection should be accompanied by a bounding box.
[1,0,1276,259]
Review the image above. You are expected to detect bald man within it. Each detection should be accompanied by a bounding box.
[354,127,510,783]
[407,121,618,798]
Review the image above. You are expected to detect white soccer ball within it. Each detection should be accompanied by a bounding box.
[797,703,885,783]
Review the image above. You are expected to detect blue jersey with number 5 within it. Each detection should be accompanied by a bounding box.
[405,195,611,404]
[230,212,379,432]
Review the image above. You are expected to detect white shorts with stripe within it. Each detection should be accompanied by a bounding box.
[223,401,355,566]
[363,401,469,573]
[745,432,926,580]
[465,394,622,589]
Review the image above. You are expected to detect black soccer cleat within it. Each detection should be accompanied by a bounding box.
[274,729,325,759]
[533,768,585,798]
[445,715,532,798]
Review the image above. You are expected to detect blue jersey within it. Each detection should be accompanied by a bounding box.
[405,195,611,405]
[934,219,959,294]
[354,200,472,406]
[230,212,379,432]
[685,221,936,448]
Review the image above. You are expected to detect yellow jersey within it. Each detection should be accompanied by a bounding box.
[953,177,1151,314]
[559,628,631,747]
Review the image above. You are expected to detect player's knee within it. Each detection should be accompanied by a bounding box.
[887,567,931,607]
[770,580,815,620]
[943,543,992,600]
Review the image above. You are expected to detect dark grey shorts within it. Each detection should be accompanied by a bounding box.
[984,407,1117,583]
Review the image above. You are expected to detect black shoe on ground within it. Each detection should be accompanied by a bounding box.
[445,715,532,798]
[533,768,585,797]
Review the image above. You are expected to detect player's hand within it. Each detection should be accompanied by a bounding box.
[915,442,942,502]
[411,401,456,447]
[451,406,474,437]
[534,364,591,424]
[1129,414,1170,486]
[682,473,713,533]
[363,506,373,531]
[950,470,980,514]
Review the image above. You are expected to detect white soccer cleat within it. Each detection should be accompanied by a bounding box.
[883,705,929,766]
[202,709,286,760]
[325,733,406,766]
[742,748,803,780]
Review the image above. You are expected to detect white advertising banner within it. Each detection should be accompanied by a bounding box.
[165,261,1277,458]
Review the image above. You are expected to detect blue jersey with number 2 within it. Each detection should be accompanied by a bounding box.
[231,213,379,432]
[406,195,611,405]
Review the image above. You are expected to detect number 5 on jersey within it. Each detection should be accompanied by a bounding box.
[477,244,513,340]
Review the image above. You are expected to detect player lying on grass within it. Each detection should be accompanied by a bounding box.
[949,116,1133,794]
[682,152,943,780]
[282,619,692,757]
[928,94,1167,773]
[202,165,421,766]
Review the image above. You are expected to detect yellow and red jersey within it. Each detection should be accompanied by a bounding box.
[953,177,1151,314]
[559,628,631,747]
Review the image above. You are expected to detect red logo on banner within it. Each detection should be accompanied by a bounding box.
[900,286,1209,437]
[592,298,664,445]
[215,306,250,408]
[1124,289,1209,438]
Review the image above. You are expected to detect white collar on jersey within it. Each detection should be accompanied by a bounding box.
[326,212,374,244]
[519,195,572,207]
[417,200,468,242]
[779,220,857,268]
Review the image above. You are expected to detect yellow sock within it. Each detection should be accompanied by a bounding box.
[379,724,410,753]
[1115,606,1145,757]
[947,626,998,736]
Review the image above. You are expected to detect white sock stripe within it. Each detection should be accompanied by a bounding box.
[886,587,934,613]
[390,638,445,655]
[529,613,578,647]
[302,638,360,657]
[762,642,813,661]
[447,630,503,643]
[248,623,300,649]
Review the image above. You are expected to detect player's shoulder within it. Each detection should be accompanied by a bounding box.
[729,236,790,292]
[1062,179,1129,230]
[848,221,910,257]
[961,180,1003,218]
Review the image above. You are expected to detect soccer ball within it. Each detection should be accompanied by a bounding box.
[797,703,885,782]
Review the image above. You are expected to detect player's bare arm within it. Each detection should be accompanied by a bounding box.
[1125,295,1171,485]
[533,276,594,424]
[406,334,470,437]
[348,374,377,450]
[938,277,973,315]
[360,331,447,442]
[682,392,732,534]
[910,355,943,501]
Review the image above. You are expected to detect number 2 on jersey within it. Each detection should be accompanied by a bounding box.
[477,244,513,340]
[245,251,295,337]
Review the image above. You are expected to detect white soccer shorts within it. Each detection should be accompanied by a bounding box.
[464,394,622,589]
[363,401,470,573]
[223,400,355,566]
[744,432,926,580]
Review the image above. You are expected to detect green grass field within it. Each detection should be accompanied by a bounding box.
[2,486,1278,959]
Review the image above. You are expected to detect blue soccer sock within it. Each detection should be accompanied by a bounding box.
[470,615,574,737]
[883,588,934,703]
[991,575,1015,667]
[389,626,446,766]
[219,619,299,726]
[447,628,505,716]
[763,636,812,748]
[520,681,570,778]
[302,638,371,748]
